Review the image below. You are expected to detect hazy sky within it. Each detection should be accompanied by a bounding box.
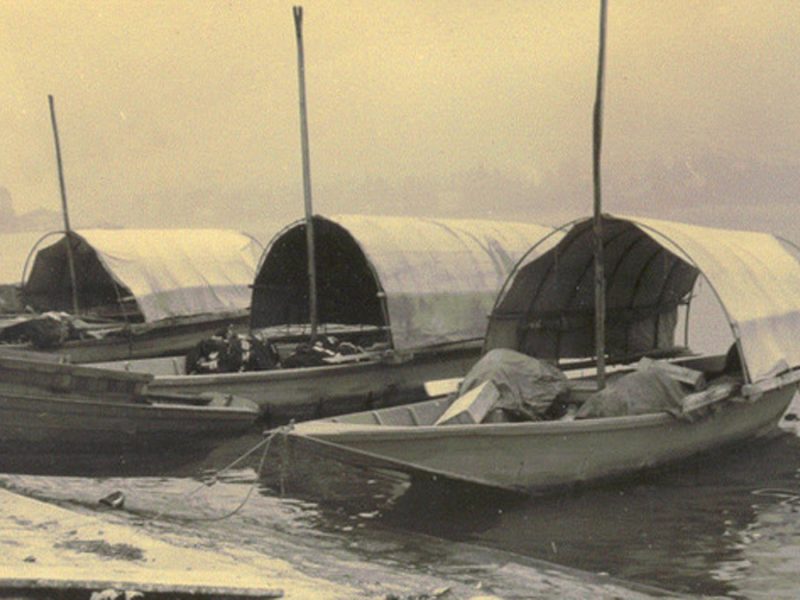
[1,1,799,238]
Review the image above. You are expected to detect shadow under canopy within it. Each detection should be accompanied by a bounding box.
[251,214,558,351]
[486,214,800,383]
[23,229,263,323]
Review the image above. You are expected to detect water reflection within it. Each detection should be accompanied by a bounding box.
[0,428,267,478]
[414,432,800,596]
[715,475,800,598]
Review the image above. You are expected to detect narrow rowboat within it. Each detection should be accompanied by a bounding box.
[99,339,481,425]
[0,355,259,474]
[281,215,800,494]
[284,357,796,493]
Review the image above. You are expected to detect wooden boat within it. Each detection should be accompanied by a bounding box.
[95,215,559,424]
[0,228,263,363]
[0,308,251,364]
[272,11,800,496]
[283,357,796,493]
[281,215,800,494]
[0,354,259,474]
[92,24,562,425]
[99,338,482,425]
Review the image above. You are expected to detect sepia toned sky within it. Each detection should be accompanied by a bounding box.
[1,1,799,238]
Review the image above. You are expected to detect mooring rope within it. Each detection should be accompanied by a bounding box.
[144,424,293,523]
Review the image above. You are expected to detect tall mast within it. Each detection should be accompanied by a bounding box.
[293,5,319,341]
[592,0,608,388]
[48,94,80,316]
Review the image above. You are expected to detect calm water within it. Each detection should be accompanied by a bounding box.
[3,394,800,598]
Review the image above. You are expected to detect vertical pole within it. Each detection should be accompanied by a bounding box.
[48,95,80,316]
[293,5,318,341]
[592,0,608,389]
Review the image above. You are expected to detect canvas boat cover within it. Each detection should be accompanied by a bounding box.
[24,229,264,322]
[486,214,800,383]
[251,214,560,351]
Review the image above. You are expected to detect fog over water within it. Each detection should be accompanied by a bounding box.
[0,1,798,238]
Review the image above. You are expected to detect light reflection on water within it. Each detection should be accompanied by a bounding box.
[3,396,800,598]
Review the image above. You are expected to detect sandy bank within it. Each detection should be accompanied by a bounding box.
[0,487,675,598]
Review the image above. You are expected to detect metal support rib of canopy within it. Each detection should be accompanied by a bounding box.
[486,214,800,384]
[250,214,560,352]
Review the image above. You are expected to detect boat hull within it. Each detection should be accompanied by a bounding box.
[289,385,795,493]
[0,392,258,474]
[0,355,259,475]
[1,311,249,364]
[102,342,482,425]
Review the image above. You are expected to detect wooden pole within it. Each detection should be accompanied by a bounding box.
[48,95,80,316]
[592,0,608,389]
[293,5,318,341]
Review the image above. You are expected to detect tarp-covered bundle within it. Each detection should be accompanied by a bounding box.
[251,214,559,351]
[486,215,800,383]
[24,229,263,323]
[456,348,570,421]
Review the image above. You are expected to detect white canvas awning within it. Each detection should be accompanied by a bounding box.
[487,215,800,383]
[252,214,560,350]
[24,229,264,322]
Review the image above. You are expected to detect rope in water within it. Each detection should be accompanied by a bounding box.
[146,424,292,523]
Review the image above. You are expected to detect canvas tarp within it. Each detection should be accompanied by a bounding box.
[251,214,560,351]
[24,229,264,322]
[486,215,800,383]
[631,215,800,382]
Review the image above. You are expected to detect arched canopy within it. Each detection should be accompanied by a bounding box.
[251,214,558,350]
[0,231,57,286]
[24,229,263,322]
[486,215,800,383]
[0,231,57,313]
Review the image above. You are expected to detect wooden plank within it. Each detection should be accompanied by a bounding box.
[423,378,461,398]
[0,355,153,384]
[681,382,737,414]
[566,379,599,394]
[637,357,706,390]
[434,381,499,426]
[0,578,283,598]
[0,347,67,363]
[742,368,800,399]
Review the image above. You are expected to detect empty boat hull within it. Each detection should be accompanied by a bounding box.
[287,385,795,493]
